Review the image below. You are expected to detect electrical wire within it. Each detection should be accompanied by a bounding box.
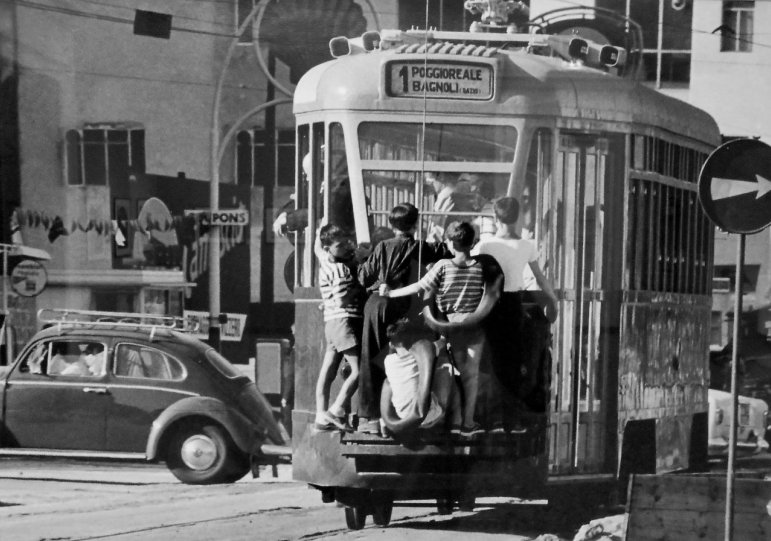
[73,0,236,32]
[16,0,235,37]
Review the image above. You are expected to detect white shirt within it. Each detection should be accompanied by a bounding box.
[472,236,537,292]
[384,350,419,418]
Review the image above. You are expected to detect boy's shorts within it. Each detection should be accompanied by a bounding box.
[324,317,362,354]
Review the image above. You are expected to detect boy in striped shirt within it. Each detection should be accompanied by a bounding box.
[381,222,486,437]
[314,224,364,431]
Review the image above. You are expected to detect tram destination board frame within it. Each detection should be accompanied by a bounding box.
[385,60,494,100]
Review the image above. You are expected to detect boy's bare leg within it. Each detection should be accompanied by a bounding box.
[316,348,341,417]
[456,336,483,429]
[432,364,461,427]
[330,351,360,418]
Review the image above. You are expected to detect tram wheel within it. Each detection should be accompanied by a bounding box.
[372,502,393,526]
[436,498,453,515]
[344,506,367,530]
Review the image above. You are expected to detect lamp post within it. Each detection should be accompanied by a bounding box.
[208,0,281,348]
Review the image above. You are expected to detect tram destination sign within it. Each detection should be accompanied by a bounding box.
[386,60,493,100]
[698,138,771,234]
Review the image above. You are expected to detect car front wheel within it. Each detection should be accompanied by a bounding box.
[166,423,238,484]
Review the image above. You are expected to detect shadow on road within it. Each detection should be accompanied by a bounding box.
[394,504,602,539]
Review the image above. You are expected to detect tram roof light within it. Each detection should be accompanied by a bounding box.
[547,35,588,62]
[361,31,381,51]
[329,35,376,58]
[583,42,627,69]
[600,45,627,68]
[329,36,351,58]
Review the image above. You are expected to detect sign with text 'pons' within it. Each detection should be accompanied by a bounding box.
[185,209,249,226]
[698,138,771,234]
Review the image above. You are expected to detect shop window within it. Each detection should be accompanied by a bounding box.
[721,1,754,52]
[65,125,145,186]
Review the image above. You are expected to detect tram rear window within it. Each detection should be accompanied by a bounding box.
[358,123,516,162]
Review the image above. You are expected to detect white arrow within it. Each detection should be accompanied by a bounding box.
[711,174,771,201]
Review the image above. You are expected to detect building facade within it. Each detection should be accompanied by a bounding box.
[0,0,394,360]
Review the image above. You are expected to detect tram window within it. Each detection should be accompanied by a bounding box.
[328,123,355,233]
[627,177,712,295]
[358,123,516,163]
[361,170,508,246]
[627,135,712,294]
[523,129,553,242]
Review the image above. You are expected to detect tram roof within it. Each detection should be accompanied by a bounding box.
[294,44,720,146]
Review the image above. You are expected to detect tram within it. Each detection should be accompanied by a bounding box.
[288,6,721,529]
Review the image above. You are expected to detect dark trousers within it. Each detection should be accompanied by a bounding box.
[356,293,412,419]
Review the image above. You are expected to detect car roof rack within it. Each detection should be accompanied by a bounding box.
[38,308,199,339]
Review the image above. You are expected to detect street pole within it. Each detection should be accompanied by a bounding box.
[724,232,745,541]
[208,3,262,349]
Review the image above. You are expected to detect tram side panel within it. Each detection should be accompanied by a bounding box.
[618,293,711,475]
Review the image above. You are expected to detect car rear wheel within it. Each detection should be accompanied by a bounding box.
[166,424,237,484]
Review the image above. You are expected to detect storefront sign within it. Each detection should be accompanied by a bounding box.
[386,61,493,100]
[183,310,247,342]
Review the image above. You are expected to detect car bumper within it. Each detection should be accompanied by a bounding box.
[709,437,770,456]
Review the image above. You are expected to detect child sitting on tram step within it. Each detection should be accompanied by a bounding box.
[356,202,450,434]
[471,196,558,433]
[380,318,462,436]
[313,223,365,431]
[381,221,486,439]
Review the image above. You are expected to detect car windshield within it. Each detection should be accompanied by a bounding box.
[205,349,242,379]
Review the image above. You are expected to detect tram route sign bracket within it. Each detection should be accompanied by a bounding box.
[698,138,771,234]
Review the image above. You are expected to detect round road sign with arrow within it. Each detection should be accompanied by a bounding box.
[698,138,771,234]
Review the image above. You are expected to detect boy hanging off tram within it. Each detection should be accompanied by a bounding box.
[355,202,450,434]
[381,221,487,438]
[380,318,462,435]
[471,197,558,430]
[313,223,365,431]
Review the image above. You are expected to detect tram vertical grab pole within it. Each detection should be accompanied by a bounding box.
[724,232,744,541]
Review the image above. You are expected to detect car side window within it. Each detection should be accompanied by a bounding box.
[114,344,185,381]
[49,340,107,377]
[19,340,107,377]
[18,342,48,375]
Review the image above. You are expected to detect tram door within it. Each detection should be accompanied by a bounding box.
[548,134,611,475]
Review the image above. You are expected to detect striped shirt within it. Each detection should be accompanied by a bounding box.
[417,258,484,315]
[318,256,363,321]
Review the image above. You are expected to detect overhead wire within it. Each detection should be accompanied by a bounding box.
[16,0,236,37]
[416,0,431,266]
